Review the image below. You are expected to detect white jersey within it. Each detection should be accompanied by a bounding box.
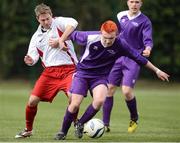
[27,17,78,67]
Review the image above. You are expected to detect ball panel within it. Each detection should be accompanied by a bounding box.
[84,118,105,138]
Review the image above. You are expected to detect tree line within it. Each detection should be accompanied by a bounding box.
[1,0,180,81]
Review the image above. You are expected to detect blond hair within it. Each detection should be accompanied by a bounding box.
[34,3,52,17]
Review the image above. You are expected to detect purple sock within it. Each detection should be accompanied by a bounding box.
[126,97,138,121]
[61,109,74,135]
[79,104,98,124]
[102,96,114,126]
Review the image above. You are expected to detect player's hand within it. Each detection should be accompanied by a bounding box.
[59,39,69,51]
[156,69,170,82]
[142,49,151,57]
[24,55,34,66]
[49,38,59,48]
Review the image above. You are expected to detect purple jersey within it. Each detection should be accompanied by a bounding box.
[70,31,148,78]
[117,11,153,53]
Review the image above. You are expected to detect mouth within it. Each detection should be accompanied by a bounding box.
[132,8,137,11]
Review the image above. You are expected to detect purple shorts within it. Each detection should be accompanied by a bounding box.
[70,74,108,97]
[108,56,140,88]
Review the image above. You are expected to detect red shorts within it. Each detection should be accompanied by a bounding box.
[31,65,76,102]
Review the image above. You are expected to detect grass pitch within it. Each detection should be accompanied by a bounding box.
[0,79,180,142]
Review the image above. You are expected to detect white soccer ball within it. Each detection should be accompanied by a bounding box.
[84,118,105,138]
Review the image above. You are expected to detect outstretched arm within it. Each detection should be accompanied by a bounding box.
[145,61,170,82]
[119,38,169,81]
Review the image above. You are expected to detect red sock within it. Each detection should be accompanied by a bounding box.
[25,105,37,131]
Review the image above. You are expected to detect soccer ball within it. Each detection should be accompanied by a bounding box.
[84,118,105,138]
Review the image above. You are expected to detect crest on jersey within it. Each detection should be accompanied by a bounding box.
[121,19,126,23]
[107,50,116,54]
[93,46,98,50]
[132,22,139,27]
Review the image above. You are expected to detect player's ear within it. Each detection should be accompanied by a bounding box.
[36,16,39,21]
[140,0,143,7]
[36,16,38,20]
[127,0,129,6]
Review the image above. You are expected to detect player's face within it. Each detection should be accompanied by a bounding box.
[37,13,52,29]
[101,30,117,48]
[127,0,142,15]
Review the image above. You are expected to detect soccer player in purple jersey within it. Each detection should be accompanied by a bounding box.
[103,0,154,133]
[54,20,169,140]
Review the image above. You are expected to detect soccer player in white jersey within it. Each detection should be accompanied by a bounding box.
[103,0,154,133]
[15,3,78,138]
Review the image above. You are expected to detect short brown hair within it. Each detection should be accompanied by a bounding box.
[34,3,52,17]
[100,20,118,33]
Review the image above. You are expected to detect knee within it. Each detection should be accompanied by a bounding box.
[69,102,80,113]
[92,98,105,110]
[28,95,40,107]
[108,84,116,97]
[122,87,134,100]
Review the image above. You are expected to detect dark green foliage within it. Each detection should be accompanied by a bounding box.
[0,0,180,80]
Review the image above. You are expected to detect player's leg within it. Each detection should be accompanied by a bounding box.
[121,57,140,133]
[15,95,40,138]
[80,84,107,124]
[75,84,107,138]
[55,93,84,140]
[122,85,138,133]
[60,65,79,124]
[102,84,116,132]
[15,69,61,139]
[103,57,123,132]
[55,75,88,140]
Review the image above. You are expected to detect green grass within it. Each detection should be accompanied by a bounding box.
[0,79,180,142]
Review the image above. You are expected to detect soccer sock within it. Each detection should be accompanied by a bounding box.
[68,96,79,123]
[103,96,114,126]
[126,97,138,122]
[25,105,37,131]
[73,108,79,123]
[61,109,74,135]
[79,104,99,124]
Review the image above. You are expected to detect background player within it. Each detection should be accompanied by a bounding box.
[103,0,154,133]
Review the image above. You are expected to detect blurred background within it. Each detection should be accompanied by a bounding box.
[0,0,180,82]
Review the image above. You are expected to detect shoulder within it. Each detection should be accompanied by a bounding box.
[116,35,129,47]
[53,16,64,23]
[53,16,66,20]
[53,16,76,23]
[117,10,128,21]
[140,13,151,22]
[31,26,41,39]
[87,33,101,43]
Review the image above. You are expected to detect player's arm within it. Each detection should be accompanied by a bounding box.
[120,38,169,81]
[57,17,78,50]
[143,46,152,57]
[25,35,39,66]
[142,20,153,57]
[49,24,77,50]
[70,31,100,46]
[145,61,169,81]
